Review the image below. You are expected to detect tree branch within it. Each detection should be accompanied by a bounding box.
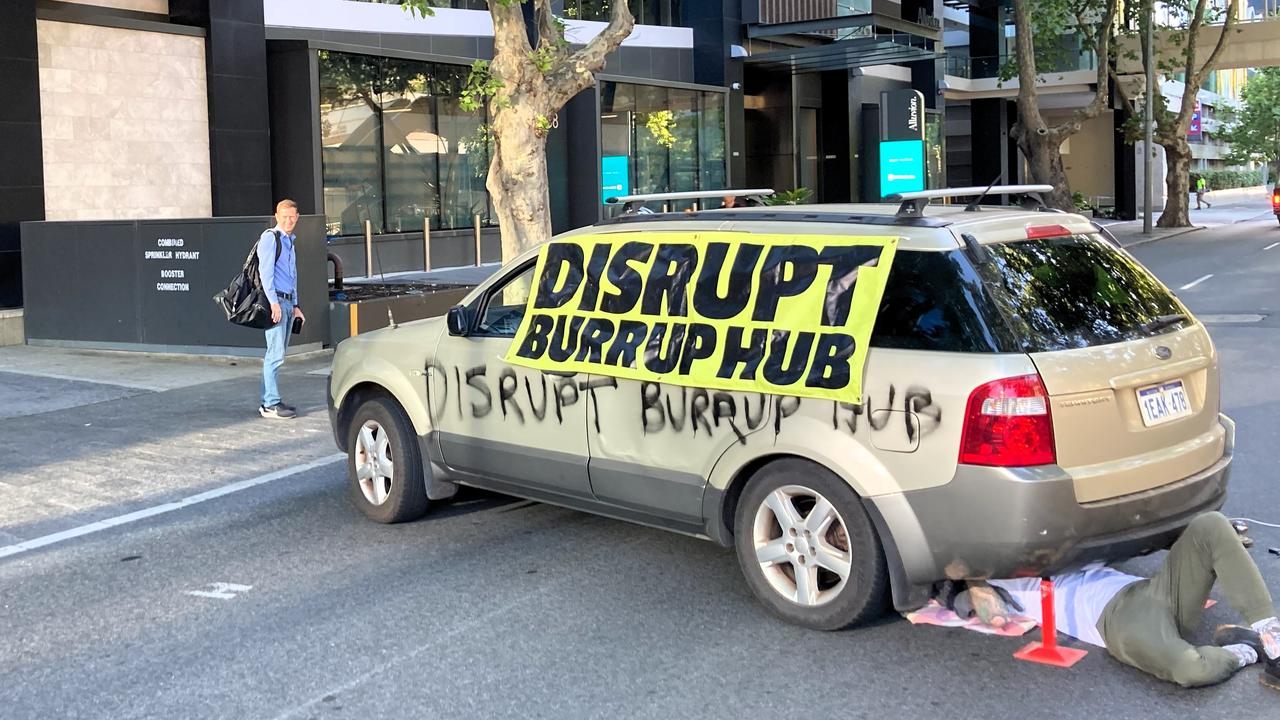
[542,0,635,111]
[534,0,560,50]
[1056,0,1119,137]
[490,0,532,74]
[1194,0,1237,83]
[1011,0,1043,139]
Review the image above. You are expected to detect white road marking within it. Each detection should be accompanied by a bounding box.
[0,454,344,560]
[1180,274,1214,290]
[187,582,253,600]
[1265,242,1279,251]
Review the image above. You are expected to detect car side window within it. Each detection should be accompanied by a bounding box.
[475,262,536,337]
[870,250,1007,353]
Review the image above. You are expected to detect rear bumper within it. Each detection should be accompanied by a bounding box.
[869,413,1234,586]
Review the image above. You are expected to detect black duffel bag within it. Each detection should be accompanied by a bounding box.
[213,230,280,329]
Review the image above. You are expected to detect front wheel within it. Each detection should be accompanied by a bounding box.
[733,459,889,630]
[346,397,428,523]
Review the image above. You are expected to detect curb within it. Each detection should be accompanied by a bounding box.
[7,344,334,365]
[1118,225,1203,249]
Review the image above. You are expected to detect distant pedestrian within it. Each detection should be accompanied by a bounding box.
[1196,176,1212,209]
[258,199,305,420]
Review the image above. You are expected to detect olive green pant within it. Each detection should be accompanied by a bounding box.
[1097,511,1276,688]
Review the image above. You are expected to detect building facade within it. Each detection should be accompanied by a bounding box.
[2,0,952,314]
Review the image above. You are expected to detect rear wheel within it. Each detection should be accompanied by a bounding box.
[733,459,889,630]
[346,397,428,523]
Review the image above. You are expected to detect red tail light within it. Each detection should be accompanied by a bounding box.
[959,374,1056,467]
[1272,193,1280,208]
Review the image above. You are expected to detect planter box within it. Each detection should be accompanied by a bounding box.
[329,283,472,345]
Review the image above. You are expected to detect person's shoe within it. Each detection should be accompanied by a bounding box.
[278,402,297,414]
[259,404,296,420]
[1214,625,1263,660]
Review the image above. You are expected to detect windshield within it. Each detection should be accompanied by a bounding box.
[982,234,1190,352]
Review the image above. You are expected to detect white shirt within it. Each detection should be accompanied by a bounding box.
[988,563,1142,648]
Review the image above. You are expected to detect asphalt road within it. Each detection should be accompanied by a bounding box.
[3,218,1280,719]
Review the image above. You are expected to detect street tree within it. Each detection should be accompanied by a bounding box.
[1009,0,1120,211]
[402,0,634,261]
[1118,0,1239,227]
[1221,67,1280,179]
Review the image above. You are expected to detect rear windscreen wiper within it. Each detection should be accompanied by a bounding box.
[1141,313,1189,334]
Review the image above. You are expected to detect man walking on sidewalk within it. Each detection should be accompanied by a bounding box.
[258,199,305,420]
[1196,176,1212,209]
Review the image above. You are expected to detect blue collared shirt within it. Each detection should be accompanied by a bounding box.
[256,227,297,303]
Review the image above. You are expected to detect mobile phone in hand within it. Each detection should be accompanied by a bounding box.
[291,316,303,335]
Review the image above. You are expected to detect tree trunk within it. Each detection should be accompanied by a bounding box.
[1158,137,1192,227]
[486,104,552,262]
[1012,128,1073,211]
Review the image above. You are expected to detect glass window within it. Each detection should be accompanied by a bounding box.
[564,0,681,25]
[870,250,1007,353]
[380,57,438,234]
[477,262,536,337]
[319,51,492,238]
[599,81,728,215]
[983,235,1189,351]
[320,51,384,237]
[436,64,493,230]
[699,91,726,192]
[633,84,672,199]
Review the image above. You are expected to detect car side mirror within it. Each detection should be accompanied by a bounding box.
[446,305,472,337]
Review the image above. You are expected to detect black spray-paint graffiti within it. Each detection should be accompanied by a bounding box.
[427,360,620,433]
[425,360,941,446]
[639,383,771,445]
[830,384,943,443]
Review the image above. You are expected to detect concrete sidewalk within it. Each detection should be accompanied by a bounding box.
[0,344,338,545]
[1098,188,1274,248]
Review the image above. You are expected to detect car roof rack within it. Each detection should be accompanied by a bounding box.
[597,210,951,228]
[889,185,1055,218]
[605,189,775,214]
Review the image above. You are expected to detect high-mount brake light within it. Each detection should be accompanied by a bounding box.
[1024,224,1072,240]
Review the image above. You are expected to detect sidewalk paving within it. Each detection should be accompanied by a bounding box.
[1097,190,1273,248]
[0,345,338,546]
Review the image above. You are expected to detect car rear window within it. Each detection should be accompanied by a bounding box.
[870,250,1006,353]
[982,234,1189,352]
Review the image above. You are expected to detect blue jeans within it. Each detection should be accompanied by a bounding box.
[261,298,294,407]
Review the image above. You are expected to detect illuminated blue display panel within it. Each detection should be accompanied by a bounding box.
[879,140,925,197]
[601,155,631,205]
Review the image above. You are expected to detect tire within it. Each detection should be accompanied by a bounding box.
[345,396,429,524]
[733,459,889,630]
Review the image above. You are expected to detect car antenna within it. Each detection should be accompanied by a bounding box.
[964,173,1004,212]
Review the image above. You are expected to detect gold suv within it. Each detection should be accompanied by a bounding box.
[328,188,1234,630]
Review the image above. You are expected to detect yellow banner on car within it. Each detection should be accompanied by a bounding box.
[504,231,899,403]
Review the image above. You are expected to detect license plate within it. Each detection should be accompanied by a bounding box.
[1136,379,1192,427]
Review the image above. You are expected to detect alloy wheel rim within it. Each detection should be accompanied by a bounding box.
[751,484,852,607]
[354,419,394,506]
